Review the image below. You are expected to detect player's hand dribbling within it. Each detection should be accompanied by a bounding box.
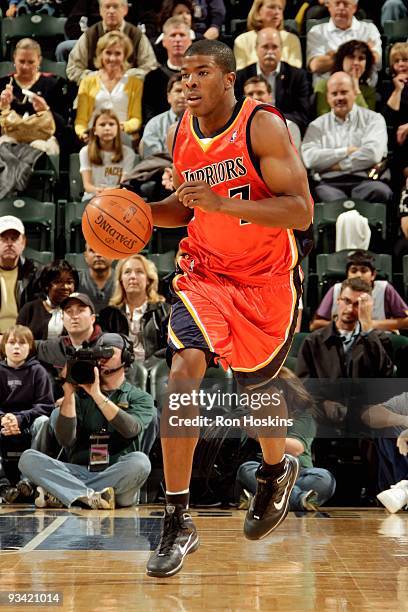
[176,181,222,212]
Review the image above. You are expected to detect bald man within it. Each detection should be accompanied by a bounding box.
[235,28,310,133]
[301,71,392,203]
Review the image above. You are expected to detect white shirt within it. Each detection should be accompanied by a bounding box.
[307,17,382,85]
[256,61,281,105]
[79,145,136,199]
[301,104,388,178]
[126,302,147,362]
[93,73,131,125]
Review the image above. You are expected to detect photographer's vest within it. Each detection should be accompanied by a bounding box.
[86,22,142,71]
[331,280,387,321]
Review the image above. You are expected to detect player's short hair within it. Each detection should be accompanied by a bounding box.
[340,277,372,295]
[184,39,236,73]
[244,75,272,94]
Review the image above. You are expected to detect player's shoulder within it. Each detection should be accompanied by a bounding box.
[249,104,290,150]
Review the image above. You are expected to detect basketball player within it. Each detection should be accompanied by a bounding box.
[144,39,313,578]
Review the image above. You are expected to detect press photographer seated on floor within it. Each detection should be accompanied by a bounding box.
[18,333,155,509]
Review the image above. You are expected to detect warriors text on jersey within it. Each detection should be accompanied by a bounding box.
[172,96,310,286]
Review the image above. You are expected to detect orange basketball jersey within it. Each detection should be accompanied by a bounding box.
[172,96,312,286]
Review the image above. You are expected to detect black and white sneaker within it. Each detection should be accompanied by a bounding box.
[146,504,199,577]
[244,455,299,540]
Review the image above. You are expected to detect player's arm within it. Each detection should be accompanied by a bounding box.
[177,111,313,230]
[149,124,194,228]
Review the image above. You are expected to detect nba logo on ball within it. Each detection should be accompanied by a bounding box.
[82,188,153,259]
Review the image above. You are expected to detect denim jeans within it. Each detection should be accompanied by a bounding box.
[19,449,151,507]
[381,0,408,25]
[55,40,75,63]
[237,460,336,510]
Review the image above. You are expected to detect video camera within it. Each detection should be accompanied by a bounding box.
[65,346,114,385]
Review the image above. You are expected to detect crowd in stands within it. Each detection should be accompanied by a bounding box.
[0,0,407,513]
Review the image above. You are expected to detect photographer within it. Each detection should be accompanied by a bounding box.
[18,333,154,509]
[36,292,102,370]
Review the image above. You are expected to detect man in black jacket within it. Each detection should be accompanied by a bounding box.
[235,27,311,134]
[0,216,41,333]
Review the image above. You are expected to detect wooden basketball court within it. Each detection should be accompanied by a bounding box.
[0,505,406,611]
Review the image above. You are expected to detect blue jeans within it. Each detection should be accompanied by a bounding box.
[381,0,408,25]
[55,40,75,63]
[19,449,151,507]
[237,460,336,510]
[15,1,55,15]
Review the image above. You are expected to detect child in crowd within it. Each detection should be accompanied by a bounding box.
[79,108,136,201]
[0,325,54,503]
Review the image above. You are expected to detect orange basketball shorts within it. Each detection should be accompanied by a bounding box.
[168,265,302,388]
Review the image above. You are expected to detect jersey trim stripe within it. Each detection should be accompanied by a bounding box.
[172,274,215,352]
[168,319,185,349]
[231,267,299,373]
[189,97,250,153]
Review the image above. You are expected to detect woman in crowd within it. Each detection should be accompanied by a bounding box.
[0,38,66,154]
[75,31,143,146]
[17,260,78,340]
[100,254,169,368]
[233,0,302,70]
[315,40,376,116]
[0,325,54,503]
[79,108,136,200]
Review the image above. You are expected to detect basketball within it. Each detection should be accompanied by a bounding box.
[81,188,153,259]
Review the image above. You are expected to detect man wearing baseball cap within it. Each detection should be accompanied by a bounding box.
[0,215,42,332]
[36,292,103,369]
[311,250,408,333]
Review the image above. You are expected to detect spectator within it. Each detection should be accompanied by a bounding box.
[79,109,136,199]
[191,0,226,40]
[100,255,169,368]
[296,277,394,380]
[301,72,392,203]
[307,0,382,86]
[314,39,376,116]
[311,250,408,332]
[237,367,336,511]
[55,0,101,63]
[66,0,157,85]
[381,0,408,26]
[19,332,154,509]
[17,260,79,340]
[0,325,54,503]
[234,0,303,71]
[155,0,198,46]
[0,38,67,154]
[140,74,186,158]
[77,243,115,314]
[75,32,143,145]
[235,27,310,134]
[242,76,301,148]
[0,216,42,333]
[36,292,102,370]
[6,0,56,17]
[142,17,192,126]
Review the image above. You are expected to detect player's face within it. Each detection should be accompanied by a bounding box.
[327,76,356,119]
[100,0,128,29]
[168,82,187,115]
[258,1,284,29]
[121,259,148,298]
[328,0,357,30]
[181,54,234,117]
[244,82,272,103]
[347,264,375,285]
[256,32,281,72]
[342,51,366,79]
[94,114,119,143]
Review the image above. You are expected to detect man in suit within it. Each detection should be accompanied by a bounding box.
[235,28,311,134]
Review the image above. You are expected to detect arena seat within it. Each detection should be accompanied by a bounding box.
[24,246,54,265]
[0,196,55,252]
[383,18,408,43]
[148,251,175,279]
[1,15,66,60]
[69,153,83,203]
[64,200,86,253]
[64,252,87,271]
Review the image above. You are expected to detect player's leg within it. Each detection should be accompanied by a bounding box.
[146,348,208,578]
[241,384,299,540]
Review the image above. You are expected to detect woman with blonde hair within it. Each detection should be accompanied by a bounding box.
[233,0,302,70]
[75,31,143,145]
[100,254,170,366]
